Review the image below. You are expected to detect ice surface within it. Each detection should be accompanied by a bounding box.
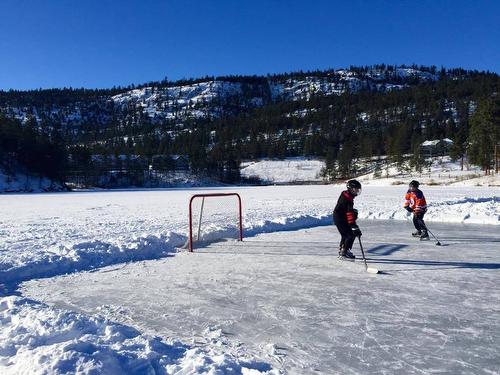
[20,221,500,374]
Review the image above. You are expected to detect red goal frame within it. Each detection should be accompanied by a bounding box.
[188,193,243,252]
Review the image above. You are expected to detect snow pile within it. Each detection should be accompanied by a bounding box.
[0,231,185,286]
[361,193,500,225]
[424,196,500,224]
[241,158,324,184]
[0,296,277,375]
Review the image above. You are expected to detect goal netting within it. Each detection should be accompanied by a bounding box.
[186,193,243,251]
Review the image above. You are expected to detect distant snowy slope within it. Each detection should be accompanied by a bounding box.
[268,67,436,101]
[356,156,499,187]
[111,81,251,120]
[240,156,500,187]
[241,158,324,184]
[1,66,441,125]
[111,67,438,120]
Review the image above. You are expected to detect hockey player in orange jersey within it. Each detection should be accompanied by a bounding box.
[404,180,429,240]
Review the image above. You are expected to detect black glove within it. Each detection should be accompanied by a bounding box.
[352,208,358,220]
[351,225,362,237]
[405,206,413,213]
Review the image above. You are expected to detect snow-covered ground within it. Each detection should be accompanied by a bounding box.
[357,156,499,187]
[241,158,325,184]
[240,156,500,187]
[1,185,499,374]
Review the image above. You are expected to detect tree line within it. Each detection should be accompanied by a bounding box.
[0,114,66,181]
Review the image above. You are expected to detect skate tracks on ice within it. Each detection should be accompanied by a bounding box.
[21,220,500,374]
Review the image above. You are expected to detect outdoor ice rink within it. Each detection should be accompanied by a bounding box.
[21,219,500,374]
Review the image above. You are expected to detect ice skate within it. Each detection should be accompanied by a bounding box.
[339,248,356,261]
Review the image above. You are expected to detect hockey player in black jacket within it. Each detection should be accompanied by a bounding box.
[333,180,362,260]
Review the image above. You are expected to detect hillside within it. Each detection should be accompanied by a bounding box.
[0,66,440,127]
[0,64,499,189]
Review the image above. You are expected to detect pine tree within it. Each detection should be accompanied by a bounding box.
[468,97,500,174]
[450,101,470,170]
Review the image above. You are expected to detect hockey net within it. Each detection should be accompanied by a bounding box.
[186,193,243,252]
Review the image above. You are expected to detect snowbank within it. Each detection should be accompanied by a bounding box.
[0,296,276,374]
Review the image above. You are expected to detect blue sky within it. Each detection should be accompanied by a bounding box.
[0,0,499,90]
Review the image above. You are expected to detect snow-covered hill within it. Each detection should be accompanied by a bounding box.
[108,67,438,121]
[111,81,258,120]
[1,66,439,126]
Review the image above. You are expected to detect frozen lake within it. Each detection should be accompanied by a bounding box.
[21,219,500,374]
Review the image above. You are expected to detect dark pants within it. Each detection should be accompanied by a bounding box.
[413,212,427,232]
[335,222,355,251]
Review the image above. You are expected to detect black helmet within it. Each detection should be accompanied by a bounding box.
[409,180,420,188]
[346,179,362,195]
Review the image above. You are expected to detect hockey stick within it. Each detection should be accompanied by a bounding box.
[417,218,442,246]
[357,236,379,274]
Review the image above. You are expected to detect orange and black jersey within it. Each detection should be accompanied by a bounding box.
[404,189,427,213]
[333,190,358,226]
